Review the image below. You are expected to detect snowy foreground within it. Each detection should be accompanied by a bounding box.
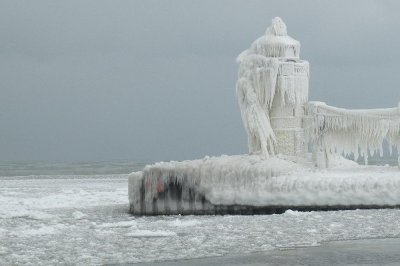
[2,173,400,265]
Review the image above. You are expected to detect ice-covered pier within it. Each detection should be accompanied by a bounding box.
[129,17,400,215]
[129,155,400,215]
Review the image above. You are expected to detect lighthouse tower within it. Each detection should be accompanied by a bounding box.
[237,17,309,157]
[267,20,309,156]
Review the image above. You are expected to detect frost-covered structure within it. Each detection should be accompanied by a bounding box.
[237,17,309,158]
[237,17,400,168]
[305,102,400,167]
[129,17,400,215]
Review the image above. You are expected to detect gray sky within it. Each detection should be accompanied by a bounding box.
[1,0,400,162]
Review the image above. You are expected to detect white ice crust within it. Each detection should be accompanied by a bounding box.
[128,17,400,210]
[236,17,309,158]
[236,17,400,164]
[306,101,400,164]
[129,154,400,206]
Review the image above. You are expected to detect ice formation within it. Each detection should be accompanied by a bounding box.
[129,155,300,214]
[128,17,400,215]
[236,17,400,167]
[237,17,309,158]
[305,102,400,166]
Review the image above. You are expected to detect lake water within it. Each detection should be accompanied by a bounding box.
[1,161,400,265]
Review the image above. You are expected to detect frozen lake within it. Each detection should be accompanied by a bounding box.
[136,238,400,266]
[1,162,400,265]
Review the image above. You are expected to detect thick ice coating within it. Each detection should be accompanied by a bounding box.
[305,101,400,165]
[236,17,309,158]
[237,17,400,164]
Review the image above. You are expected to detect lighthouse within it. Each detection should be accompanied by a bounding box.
[129,17,400,216]
[237,17,309,157]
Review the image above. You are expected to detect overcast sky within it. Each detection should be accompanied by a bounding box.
[1,0,400,162]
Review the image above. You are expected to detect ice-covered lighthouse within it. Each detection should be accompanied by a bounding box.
[129,17,400,216]
[237,17,309,158]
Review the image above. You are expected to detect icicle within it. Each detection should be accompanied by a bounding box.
[236,17,309,158]
[305,102,400,163]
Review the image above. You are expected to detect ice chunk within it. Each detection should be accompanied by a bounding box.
[125,230,177,238]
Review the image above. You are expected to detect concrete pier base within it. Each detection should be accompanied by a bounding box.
[128,155,400,216]
[129,177,400,216]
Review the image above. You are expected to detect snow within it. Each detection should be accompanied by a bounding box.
[168,219,201,227]
[306,101,400,165]
[96,220,137,228]
[242,17,301,59]
[125,230,177,238]
[236,17,309,158]
[2,173,400,265]
[16,224,65,236]
[131,154,400,208]
[235,18,399,163]
[72,211,86,220]
[131,154,299,207]
[236,55,278,158]
[283,209,311,216]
